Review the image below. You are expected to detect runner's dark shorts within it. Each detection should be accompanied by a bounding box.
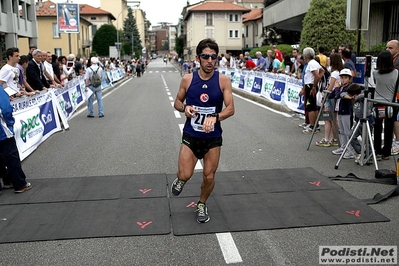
[304,84,318,112]
[182,132,223,159]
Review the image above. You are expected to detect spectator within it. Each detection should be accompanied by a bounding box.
[386,40,399,155]
[0,47,23,97]
[51,54,61,82]
[330,68,356,159]
[17,55,37,95]
[372,50,398,160]
[301,47,322,134]
[27,44,36,61]
[271,54,281,73]
[292,48,301,74]
[243,56,256,70]
[272,44,283,62]
[85,56,104,118]
[219,54,228,68]
[244,51,252,61]
[315,53,343,147]
[254,51,267,71]
[281,54,295,75]
[0,64,32,193]
[74,56,83,76]
[346,44,357,65]
[318,46,328,68]
[26,49,50,91]
[43,51,62,87]
[341,48,356,78]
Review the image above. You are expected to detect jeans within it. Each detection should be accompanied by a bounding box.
[87,85,104,116]
[0,137,28,191]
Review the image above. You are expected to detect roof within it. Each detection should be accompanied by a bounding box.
[184,1,251,20]
[242,8,263,23]
[36,0,115,19]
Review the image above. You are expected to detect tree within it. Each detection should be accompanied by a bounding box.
[92,24,117,56]
[122,7,143,57]
[300,0,365,53]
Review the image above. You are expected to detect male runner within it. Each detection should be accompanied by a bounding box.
[172,38,235,223]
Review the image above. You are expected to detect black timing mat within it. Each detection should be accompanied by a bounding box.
[0,168,390,242]
[168,167,390,236]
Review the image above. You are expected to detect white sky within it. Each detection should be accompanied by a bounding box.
[50,0,202,25]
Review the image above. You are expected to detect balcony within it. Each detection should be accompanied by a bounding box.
[82,39,92,48]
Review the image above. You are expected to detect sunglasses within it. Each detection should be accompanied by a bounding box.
[199,53,218,60]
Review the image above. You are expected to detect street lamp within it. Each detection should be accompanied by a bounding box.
[115,9,126,59]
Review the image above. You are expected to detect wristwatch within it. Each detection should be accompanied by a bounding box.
[210,113,219,122]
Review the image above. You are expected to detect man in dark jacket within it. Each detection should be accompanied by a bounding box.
[26,49,50,91]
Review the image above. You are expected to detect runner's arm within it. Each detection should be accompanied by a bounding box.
[219,74,235,121]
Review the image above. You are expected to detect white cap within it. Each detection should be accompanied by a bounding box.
[339,68,352,77]
[91,57,99,64]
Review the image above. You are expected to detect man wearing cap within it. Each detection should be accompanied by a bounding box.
[85,56,104,118]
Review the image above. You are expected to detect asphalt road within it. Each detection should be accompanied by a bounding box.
[1,59,398,266]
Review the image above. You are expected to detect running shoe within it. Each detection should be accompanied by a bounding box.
[196,202,210,223]
[171,178,186,196]
[330,139,339,146]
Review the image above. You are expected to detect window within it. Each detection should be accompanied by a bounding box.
[91,16,96,20]
[246,25,248,37]
[92,25,97,36]
[52,23,60,38]
[206,13,213,26]
[205,28,214,38]
[229,30,239,38]
[54,48,62,57]
[229,14,239,22]
[255,24,259,36]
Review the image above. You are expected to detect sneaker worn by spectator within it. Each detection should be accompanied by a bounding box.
[171,178,186,196]
[391,141,399,155]
[14,182,32,193]
[196,202,210,223]
[299,122,308,128]
[330,139,339,146]
[303,126,315,134]
[343,151,355,159]
[332,147,344,155]
[316,138,331,147]
[376,154,390,161]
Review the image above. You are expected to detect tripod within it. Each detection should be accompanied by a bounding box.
[334,77,378,169]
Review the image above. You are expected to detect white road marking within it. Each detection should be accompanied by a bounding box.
[167,92,171,95]
[216,233,243,264]
[171,102,174,107]
[174,111,181,118]
[169,96,174,101]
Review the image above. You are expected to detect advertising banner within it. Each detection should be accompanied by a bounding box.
[12,92,62,160]
[57,3,80,33]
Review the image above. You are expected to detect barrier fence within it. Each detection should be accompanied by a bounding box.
[220,56,377,114]
[11,68,125,160]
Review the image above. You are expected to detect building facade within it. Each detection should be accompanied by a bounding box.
[182,1,250,60]
[0,0,38,60]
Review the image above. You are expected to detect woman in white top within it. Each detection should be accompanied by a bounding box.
[316,53,343,147]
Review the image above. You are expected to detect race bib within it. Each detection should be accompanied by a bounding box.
[190,105,216,132]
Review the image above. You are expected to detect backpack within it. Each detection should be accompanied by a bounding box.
[318,66,331,91]
[90,67,101,87]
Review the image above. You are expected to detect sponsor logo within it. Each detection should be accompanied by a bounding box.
[200,93,209,103]
[20,114,42,143]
